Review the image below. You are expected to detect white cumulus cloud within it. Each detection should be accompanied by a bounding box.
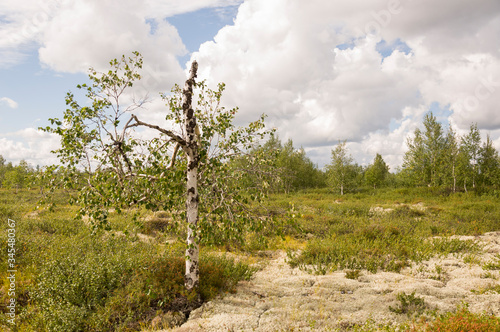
[0,128,60,166]
[191,0,500,168]
[2,0,500,169]
[0,97,18,109]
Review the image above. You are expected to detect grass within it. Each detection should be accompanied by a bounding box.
[0,189,257,331]
[483,254,500,270]
[283,188,492,275]
[389,292,427,317]
[1,187,499,330]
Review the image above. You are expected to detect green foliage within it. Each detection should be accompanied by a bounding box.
[0,226,255,330]
[285,187,494,274]
[461,123,482,190]
[198,254,257,299]
[365,153,389,189]
[272,139,325,191]
[402,112,449,187]
[430,237,482,256]
[423,112,446,187]
[0,159,34,190]
[443,124,460,192]
[483,254,500,271]
[40,53,278,250]
[344,269,361,280]
[389,292,427,317]
[287,225,424,274]
[326,140,361,195]
[402,127,428,187]
[237,136,326,194]
[479,135,500,188]
[401,113,500,192]
[31,235,136,332]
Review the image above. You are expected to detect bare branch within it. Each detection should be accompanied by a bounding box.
[129,114,186,148]
[124,173,160,181]
[121,116,135,142]
[166,143,180,171]
[113,141,133,174]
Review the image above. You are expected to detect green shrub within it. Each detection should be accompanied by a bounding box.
[199,254,257,300]
[389,292,427,317]
[31,234,137,332]
[389,205,425,219]
[483,254,500,270]
[345,269,361,280]
[430,238,482,256]
[287,227,483,275]
[287,224,429,274]
[24,232,256,332]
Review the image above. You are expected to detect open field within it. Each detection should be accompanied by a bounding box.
[1,188,500,331]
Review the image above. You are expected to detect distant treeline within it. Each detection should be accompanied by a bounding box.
[237,111,500,195]
[3,112,499,195]
[0,156,35,190]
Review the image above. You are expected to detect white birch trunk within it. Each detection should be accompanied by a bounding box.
[452,163,456,193]
[183,61,200,290]
[472,164,476,189]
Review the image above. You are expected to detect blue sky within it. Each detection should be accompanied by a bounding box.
[1,0,499,169]
[0,54,86,133]
[169,6,239,55]
[0,6,235,139]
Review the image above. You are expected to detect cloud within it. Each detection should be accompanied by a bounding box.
[145,0,243,18]
[0,128,60,166]
[2,0,500,169]
[0,0,241,69]
[190,0,500,168]
[0,97,19,109]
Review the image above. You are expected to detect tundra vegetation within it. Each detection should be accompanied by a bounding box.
[1,54,500,331]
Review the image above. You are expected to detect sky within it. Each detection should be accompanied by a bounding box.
[1,0,500,170]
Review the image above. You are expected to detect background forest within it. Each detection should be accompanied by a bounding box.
[3,111,499,196]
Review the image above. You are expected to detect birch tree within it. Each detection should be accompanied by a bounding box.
[422,112,446,186]
[326,140,356,195]
[41,53,273,291]
[365,153,389,189]
[460,123,481,189]
[478,134,500,188]
[402,128,427,186]
[444,125,460,192]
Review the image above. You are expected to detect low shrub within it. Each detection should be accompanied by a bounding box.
[483,254,500,270]
[345,269,361,280]
[17,232,255,332]
[287,227,481,275]
[30,234,138,332]
[410,305,500,332]
[389,292,427,317]
[430,237,482,256]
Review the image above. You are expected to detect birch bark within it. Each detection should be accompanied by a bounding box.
[183,61,200,290]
